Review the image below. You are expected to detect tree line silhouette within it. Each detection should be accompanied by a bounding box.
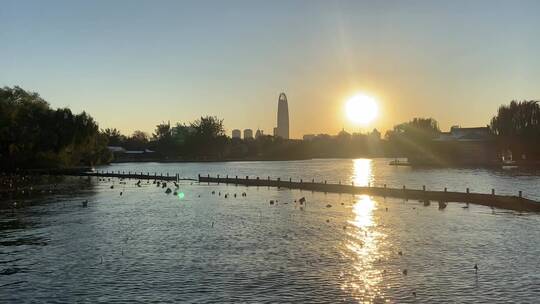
[0,86,111,169]
[1,86,539,168]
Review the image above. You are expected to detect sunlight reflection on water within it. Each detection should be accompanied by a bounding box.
[352,159,374,187]
[342,195,388,302]
[343,160,386,302]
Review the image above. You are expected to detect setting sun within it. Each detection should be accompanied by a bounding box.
[345,94,379,125]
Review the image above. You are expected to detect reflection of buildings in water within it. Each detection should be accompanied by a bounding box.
[352,159,373,187]
[341,195,387,302]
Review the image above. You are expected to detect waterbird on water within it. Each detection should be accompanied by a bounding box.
[474,264,478,273]
[402,269,408,275]
[82,200,88,208]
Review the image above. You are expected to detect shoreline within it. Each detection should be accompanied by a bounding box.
[107,158,540,169]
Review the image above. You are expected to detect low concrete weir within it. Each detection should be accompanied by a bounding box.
[198,175,540,212]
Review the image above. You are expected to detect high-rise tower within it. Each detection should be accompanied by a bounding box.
[276,92,289,139]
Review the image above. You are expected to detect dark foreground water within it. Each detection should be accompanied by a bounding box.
[1,159,540,303]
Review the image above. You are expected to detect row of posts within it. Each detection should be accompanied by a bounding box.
[198,174,523,198]
[92,171,524,198]
[95,170,180,182]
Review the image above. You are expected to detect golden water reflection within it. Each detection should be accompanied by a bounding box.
[341,194,387,302]
[352,159,373,187]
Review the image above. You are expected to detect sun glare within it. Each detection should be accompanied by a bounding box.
[345,94,378,125]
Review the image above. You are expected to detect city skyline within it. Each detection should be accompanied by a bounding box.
[2,1,540,138]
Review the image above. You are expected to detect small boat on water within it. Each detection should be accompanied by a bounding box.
[389,159,412,166]
[501,159,518,169]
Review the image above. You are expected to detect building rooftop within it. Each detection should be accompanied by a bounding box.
[434,126,492,142]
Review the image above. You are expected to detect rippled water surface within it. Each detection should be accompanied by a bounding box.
[100,158,540,200]
[1,159,540,303]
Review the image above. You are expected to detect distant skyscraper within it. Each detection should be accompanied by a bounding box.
[232,129,241,139]
[243,129,253,140]
[275,92,289,139]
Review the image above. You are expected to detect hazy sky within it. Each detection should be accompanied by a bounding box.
[2,0,540,138]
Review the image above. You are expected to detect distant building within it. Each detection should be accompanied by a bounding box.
[275,93,289,139]
[316,134,332,140]
[303,134,316,141]
[255,129,264,139]
[232,129,241,139]
[243,129,253,140]
[107,146,156,161]
[434,126,491,142]
[409,126,497,166]
[107,146,126,153]
[124,149,155,155]
[336,129,351,141]
[369,128,381,141]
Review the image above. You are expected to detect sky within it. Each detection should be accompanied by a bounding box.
[2,0,540,138]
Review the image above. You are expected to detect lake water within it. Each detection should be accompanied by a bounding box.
[101,158,540,200]
[1,159,540,303]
